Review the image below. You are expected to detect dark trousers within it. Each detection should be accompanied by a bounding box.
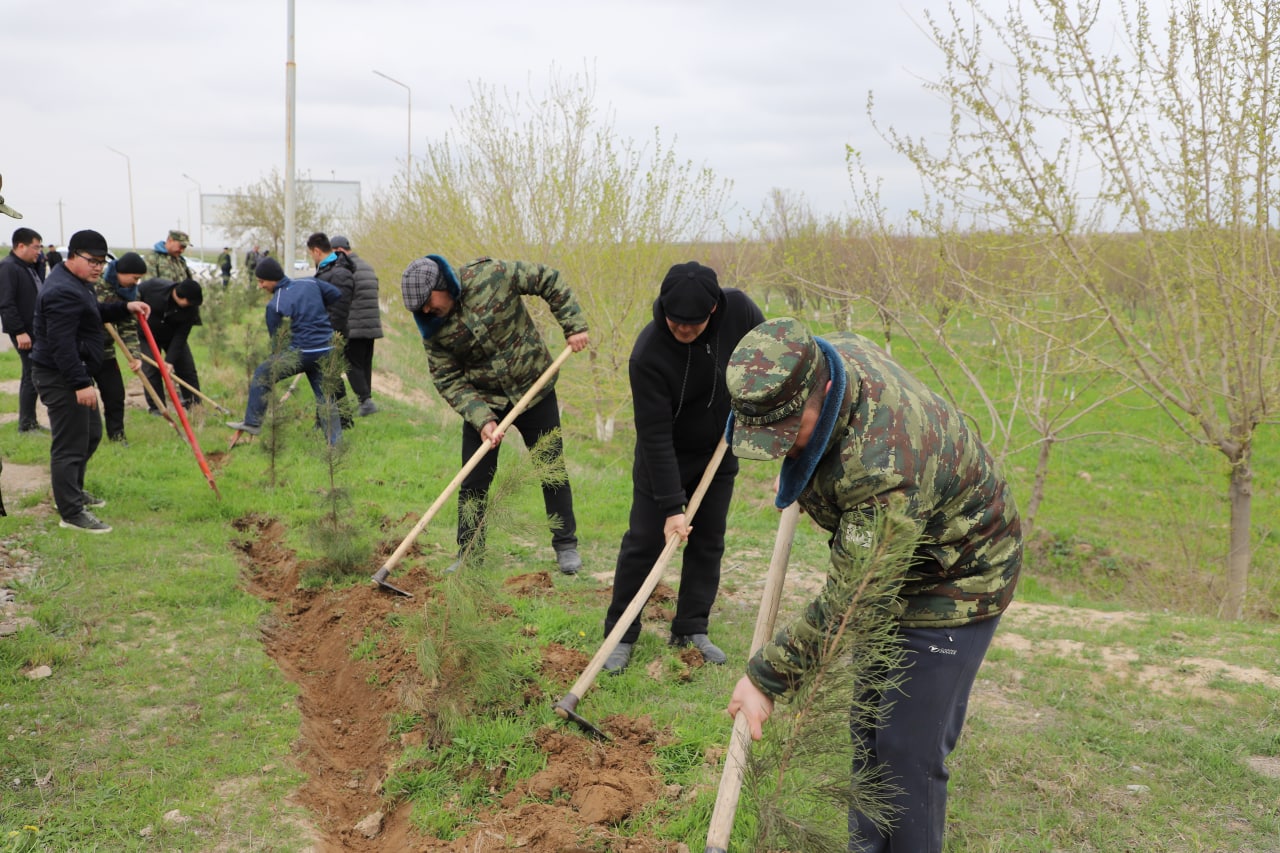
[10,339,38,428]
[604,462,735,643]
[345,337,375,402]
[243,349,341,445]
[457,390,576,553]
[143,334,199,411]
[849,616,1001,853]
[92,354,127,439]
[32,365,101,520]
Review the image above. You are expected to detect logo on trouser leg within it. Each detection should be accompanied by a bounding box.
[928,645,957,655]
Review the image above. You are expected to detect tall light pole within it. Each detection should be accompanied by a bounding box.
[106,146,137,249]
[372,70,412,185]
[182,173,203,258]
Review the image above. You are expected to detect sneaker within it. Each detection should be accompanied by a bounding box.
[59,510,112,534]
[555,547,582,575]
[18,423,49,434]
[603,642,633,674]
[82,492,106,508]
[357,399,379,416]
[225,420,262,435]
[444,558,463,574]
[671,633,727,665]
[108,433,129,446]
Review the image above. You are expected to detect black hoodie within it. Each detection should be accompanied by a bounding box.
[628,287,764,514]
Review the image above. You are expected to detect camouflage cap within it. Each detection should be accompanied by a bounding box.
[168,229,190,246]
[725,317,819,460]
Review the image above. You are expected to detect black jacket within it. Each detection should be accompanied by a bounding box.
[138,278,202,348]
[315,253,355,336]
[343,252,383,340]
[30,264,131,389]
[0,252,41,337]
[629,287,765,513]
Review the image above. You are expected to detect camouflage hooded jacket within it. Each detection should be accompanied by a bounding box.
[424,257,588,433]
[146,242,191,284]
[747,331,1022,699]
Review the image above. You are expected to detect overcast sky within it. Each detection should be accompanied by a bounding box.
[3,0,947,254]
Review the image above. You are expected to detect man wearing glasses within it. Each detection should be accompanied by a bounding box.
[29,230,150,533]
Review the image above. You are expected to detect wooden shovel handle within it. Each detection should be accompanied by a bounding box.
[704,502,801,852]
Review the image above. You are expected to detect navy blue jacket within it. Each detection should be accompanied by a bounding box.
[265,276,343,353]
[30,264,132,389]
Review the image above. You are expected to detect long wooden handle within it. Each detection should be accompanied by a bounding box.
[557,437,730,709]
[704,503,801,852]
[132,349,230,414]
[105,323,179,431]
[372,345,575,584]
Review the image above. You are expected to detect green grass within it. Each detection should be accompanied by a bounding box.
[1,288,1277,851]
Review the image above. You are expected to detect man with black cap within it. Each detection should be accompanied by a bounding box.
[147,229,193,283]
[226,257,344,445]
[330,235,383,416]
[721,316,1023,852]
[29,229,151,533]
[400,254,589,575]
[137,276,204,414]
[0,226,48,433]
[601,261,763,673]
[92,251,148,443]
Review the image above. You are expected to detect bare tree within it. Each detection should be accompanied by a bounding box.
[875,0,1280,617]
[212,169,336,258]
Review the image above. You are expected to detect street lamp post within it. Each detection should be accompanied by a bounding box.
[106,146,137,250]
[372,70,412,185]
[182,173,203,258]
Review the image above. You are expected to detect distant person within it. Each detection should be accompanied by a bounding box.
[602,261,764,673]
[29,229,150,533]
[399,254,590,574]
[44,245,62,270]
[92,252,148,444]
[721,316,1023,853]
[330,235,383,415]
[226,258,344,446]
[0,227,47,433]
[138,277,204,414]
[217,247,232,287]
[147,230,193,283]
[245,246,261,281]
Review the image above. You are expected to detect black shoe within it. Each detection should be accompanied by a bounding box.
[108,433,129,446]
[18,423,49,434]
[82,492,107,508]
[555,547,582,575]
[357,399,379,416]
[603,642,633,674]
[226,420,262,435]
[59,510,111,533]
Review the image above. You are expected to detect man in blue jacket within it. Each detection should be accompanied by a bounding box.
[29,230,151,533]
[226,258,344,445]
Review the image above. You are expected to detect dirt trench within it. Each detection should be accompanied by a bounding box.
[231,513,690,852]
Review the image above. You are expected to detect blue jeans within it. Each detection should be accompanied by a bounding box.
[242,348,341,445]
[849,616,1002,853]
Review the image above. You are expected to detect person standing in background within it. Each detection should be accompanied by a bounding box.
[330,235,383,416]
[0,227,48,433]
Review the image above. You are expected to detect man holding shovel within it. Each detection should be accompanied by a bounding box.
[400,254,589,575]
[601,261,763,672]
[721,317,1022,853]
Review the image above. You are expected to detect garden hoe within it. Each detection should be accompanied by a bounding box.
[554,437,730,740]
[704,503,800,853]
[371,345,576,597]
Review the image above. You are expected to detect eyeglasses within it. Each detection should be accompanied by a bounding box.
[76,253,107,268]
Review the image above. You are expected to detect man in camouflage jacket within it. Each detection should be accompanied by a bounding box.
[146,230,194,283]
[400,254,590,574]
[723,316,1022,853]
